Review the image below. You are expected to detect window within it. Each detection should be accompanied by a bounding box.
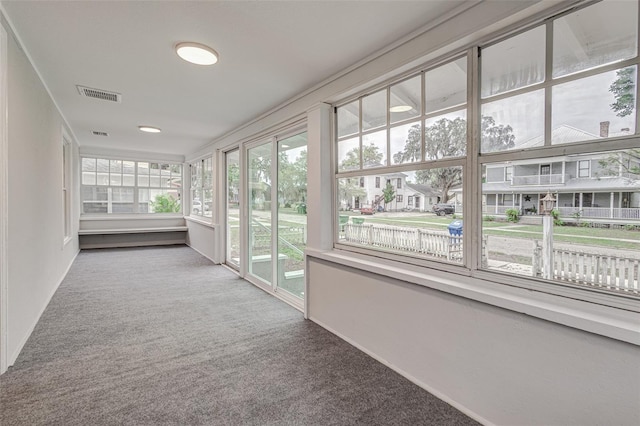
[336,55,467,264]
[190,156,213,217]
[62,138,71,240]
[81,157,182,214]
[479,0,640,298]
[578,160,591,178]
[359,177,365,187]
[335,0,640,302]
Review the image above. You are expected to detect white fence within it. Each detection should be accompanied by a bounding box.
[533,242,639,294]
[557,207,640,220]
[343,223,464,262]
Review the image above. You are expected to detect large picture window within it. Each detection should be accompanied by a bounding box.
[81,157,182,214]
[335,0,640,300]
[335,56,467,265]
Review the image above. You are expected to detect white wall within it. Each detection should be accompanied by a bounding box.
[307,257,640,426]
[185,220,217,263]
[6,30,79,365]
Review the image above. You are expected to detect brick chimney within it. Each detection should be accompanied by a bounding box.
[599,121,610,138]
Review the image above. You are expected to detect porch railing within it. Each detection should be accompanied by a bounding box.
[512,173,567,186]
[343,222,464,262]
[532,242,639,294]
[557,207,640,220]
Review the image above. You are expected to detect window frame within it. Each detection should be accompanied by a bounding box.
[62,135,71,243]
[80,155,183,215]
[189,155,213,219]
[332,0,640,310]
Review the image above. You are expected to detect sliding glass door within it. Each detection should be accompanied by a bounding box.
[225,149,240,270]
[245,131,307,305]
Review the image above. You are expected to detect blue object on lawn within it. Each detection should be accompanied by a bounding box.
[448,219,463,236]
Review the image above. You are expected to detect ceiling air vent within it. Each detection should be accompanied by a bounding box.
[92,131,109,137]
[77,85,122,103]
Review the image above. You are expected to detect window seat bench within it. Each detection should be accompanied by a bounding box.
[78,218,188,249]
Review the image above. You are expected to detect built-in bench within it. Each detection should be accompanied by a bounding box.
[79,217,188,249]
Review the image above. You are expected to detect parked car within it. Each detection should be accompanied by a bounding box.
[359,205,375,215]
[192,200,202,214]
[432,203,455,216]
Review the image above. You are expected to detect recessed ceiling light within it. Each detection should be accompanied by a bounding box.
[138,126,161,133]
[390,105,413,113]
[175,42,219,65]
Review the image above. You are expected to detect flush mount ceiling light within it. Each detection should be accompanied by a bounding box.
[389,105,413,113]
[175,42,219,65]
[138,126,161,133]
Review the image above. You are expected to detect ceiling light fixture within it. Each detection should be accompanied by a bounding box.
[138,126,161,133]
[389,105,413,113]
[175,42,219,65]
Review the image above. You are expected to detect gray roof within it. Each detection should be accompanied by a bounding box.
[405,183,439,196]
[517,125,599,149]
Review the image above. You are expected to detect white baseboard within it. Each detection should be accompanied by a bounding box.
[308,315,493,426]
[8,249,80,367]
[186,243,218,264]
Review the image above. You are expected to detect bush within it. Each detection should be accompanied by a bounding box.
[551,209,563,226]
[483,215,495,222]
[505,208,519,223]
[151,194,180,213]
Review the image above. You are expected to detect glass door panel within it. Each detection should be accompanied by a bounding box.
[276,133,307,299]
[225,149,240,269]
[248,142,273,285]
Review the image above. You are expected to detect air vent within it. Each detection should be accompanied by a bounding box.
[92,131,109,137]
[77,85,122,103]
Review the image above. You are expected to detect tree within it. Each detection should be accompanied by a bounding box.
[392,124,421,163]
[609,66,635,118]
[382,182,396,209]
[340,143,383,170]
[394,116,514,203]
[151,193,180,213]
[596,148,640,184]
[481,116,515,153]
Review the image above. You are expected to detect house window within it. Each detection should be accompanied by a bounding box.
[360,177,365,187]
[408,196,414,206]
[81,157,182,214]
[190,156,213,217]
[375,177,380,188]
[578,160,590,178]
[505,166,513,182]
[336,55,467,264]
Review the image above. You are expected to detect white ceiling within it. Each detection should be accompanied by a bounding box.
[2,0,467,156]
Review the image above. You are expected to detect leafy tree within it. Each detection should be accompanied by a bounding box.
[382,182,396,208]
[596,148,640,183]
[278,150,307,206]
[609,67,635,118]
[481,116,515,153]
[151,193,181,213]
[338,178,366,209]
[392,124,421,163]
[340,143,383,170]
[394,116,514,203]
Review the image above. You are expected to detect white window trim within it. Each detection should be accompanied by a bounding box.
[331,1,640,313]
[188,155,213,220]
[578,159,591,178]
[0,23,8,375]
[62,131,72,245]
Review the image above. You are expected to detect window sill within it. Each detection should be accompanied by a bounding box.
[80,214,184,221]
[305,247,640,346]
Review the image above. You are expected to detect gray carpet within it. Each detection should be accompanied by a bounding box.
[0,245,479,425]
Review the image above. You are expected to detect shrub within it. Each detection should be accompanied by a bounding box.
[505,208,519,223]
[151,194,180,213]
[483,215,495,222]
[551,209,563,226]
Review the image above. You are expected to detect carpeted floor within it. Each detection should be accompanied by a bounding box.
[0,245,479,425]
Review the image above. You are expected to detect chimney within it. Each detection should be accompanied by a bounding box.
[600,121,610,138]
